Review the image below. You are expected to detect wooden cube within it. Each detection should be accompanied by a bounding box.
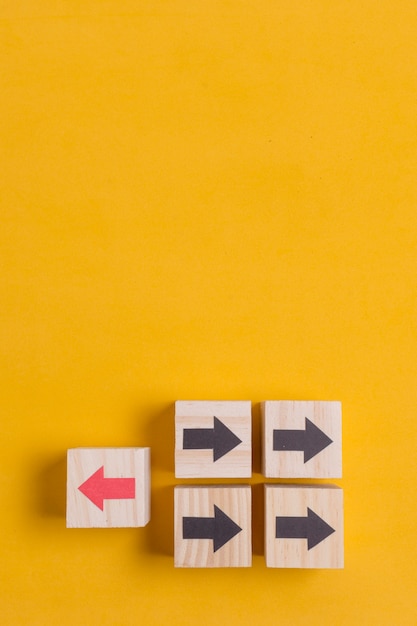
[175,401,251,478]
[174,485,252,567]
[262,401,342,478]
[265,484,344,568]
[66,447,150,528]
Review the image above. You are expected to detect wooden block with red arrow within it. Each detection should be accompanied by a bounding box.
[66,448,150,528]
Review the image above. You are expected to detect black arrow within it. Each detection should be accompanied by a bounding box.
[273,417,333,462]
[275,507,335,549]
[183,505,242,552]
[183,416,242,462]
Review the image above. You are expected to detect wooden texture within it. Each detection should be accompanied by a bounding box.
[174,485,252,568]
[262,400,342,478]
[265,484,344,568]
[175,400,251,478]
[66,447,150,528]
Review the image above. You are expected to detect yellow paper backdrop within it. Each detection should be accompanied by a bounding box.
[1,2,417,624]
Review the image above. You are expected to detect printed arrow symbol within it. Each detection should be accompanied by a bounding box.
[273,417,333,462]
[275,507,335,549]
[183,505,242,552]
[183,416,242,461]
[78,466,136,511]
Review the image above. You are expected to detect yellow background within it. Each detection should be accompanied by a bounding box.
[1,2,416,624]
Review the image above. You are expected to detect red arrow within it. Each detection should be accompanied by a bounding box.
[78,466,136,511]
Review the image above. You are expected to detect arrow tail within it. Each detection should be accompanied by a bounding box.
[183,517,214,540]
[273,430,304,452]
[103,477,135,500]
[276,516,308,539]
[183,428,214,450]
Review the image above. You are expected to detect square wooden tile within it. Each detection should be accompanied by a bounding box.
[66,447,150,528]
[174,485,252,567]
[175,401,251,478]
[265,484,344,568]
[262,401,342,478]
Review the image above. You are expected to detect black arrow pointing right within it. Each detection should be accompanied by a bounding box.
[183,505,242,552]
[183,416,242,462]
[275,507,335,549]
[273,417,333,462]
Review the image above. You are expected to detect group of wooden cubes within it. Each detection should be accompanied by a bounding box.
[66,400,343,569]
[175,400,343,569]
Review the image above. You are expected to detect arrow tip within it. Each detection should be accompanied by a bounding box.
[78,466,105,511]
[307,507,335,549]
[304,418,333,462]
[213,505,242,551]
[213,416,242,462]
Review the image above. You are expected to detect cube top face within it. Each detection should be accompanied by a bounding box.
[66,448,150,528]
[265,484,344,569]
[175,401,252,478]
[174,485,252,568]
[262,401,342,478]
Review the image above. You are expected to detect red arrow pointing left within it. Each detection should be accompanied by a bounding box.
[78,466,136,511]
